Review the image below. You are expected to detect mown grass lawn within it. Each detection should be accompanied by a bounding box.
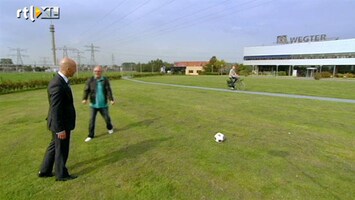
[135,75,355,99]
[0,75,354,199]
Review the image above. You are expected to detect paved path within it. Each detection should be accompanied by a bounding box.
[124,78,355,104]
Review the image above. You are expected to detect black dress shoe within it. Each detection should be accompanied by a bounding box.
[38,172,54,178]
[55,175,78,181]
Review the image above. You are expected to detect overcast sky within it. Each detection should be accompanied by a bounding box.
[1,0,355,66]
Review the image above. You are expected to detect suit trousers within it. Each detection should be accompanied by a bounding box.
[40,131,71,178]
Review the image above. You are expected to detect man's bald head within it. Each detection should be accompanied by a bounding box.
[93,65,103,79]
[59,57,77,77]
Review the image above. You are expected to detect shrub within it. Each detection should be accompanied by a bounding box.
[320,71,332,78]
[198,72,220,75]
[344,73,354,78]
[0,74,122,95]
[131,73,162,78]
[277,71,287,76]
[314,73,321,80]
[240,70,251,76]
[335,73,343,78]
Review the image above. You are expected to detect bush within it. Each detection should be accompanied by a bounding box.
[320,71,332,78]
[0,79,50,94]
[198,72,220,75]
[277,71,287,76]
[131,73,162,78]
[314,73,321,80]
[0,74,123,95]
[239,70,251,76]
[335,73,343,78]
[344,73,354,78]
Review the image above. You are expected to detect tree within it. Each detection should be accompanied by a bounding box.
[120,60,173,73]
[145,59,161,73]
[121,62,136,71]
[237,64,252,76]
[0,58,13,65]
[204,56,226,73]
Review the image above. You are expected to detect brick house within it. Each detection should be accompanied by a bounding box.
[172,61,209,75]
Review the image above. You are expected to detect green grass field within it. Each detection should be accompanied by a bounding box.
[134,75,355,99]
[0,75,354,199]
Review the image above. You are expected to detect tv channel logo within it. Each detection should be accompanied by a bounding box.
[17,6,60,22]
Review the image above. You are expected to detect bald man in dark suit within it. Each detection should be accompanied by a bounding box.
[39,57,78,181]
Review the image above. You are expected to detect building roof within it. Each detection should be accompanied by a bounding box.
[174,61,208,67]
[243,38,355,66]
[244,38,355,56]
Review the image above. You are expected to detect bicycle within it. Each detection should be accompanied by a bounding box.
[226,77,246,90]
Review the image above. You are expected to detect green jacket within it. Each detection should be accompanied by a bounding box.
[82,76,114,104]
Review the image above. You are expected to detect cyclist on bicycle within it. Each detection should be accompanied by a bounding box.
[229,65,240,89]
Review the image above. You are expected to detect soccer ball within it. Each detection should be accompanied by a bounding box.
[214,132,225,143]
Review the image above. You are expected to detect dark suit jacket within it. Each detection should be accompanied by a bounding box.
[47,73,76,133]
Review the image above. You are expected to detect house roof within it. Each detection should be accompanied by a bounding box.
[174,61,208,67]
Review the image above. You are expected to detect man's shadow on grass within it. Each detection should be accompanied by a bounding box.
[71,137,171,175]
[94,118,160,139]
[118,118,159,131]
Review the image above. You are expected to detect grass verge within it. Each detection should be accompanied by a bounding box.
[0,76,354,199]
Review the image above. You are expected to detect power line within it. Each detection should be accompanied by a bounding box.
[75,0,130,43]
[142,0,270,42]
[126,0,176,24]
[81,0,152,44]
[73,0,270,63]
[104,0,265,48]
[91,0,209,44]
[98,0,271,62]
[92,0,177,44]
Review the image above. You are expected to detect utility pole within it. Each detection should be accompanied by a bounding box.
[111,53,115,70]
[85,43,99,68]
[50,24,57,67]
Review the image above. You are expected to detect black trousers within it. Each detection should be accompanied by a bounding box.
[231,77,238,88]
[88,107,113,138]
[40,131,71,178]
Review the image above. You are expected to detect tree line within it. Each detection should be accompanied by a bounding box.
[1,57,251,74]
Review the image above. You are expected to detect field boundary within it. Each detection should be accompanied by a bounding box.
[124,77,355,104]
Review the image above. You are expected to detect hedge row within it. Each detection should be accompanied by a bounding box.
[0,74,122,95]
[314,72,355,80]
[131,72,164,78]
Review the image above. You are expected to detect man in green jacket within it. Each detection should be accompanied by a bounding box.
[82,65,115,142]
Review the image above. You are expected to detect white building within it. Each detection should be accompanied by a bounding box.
[243,37,355,77]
